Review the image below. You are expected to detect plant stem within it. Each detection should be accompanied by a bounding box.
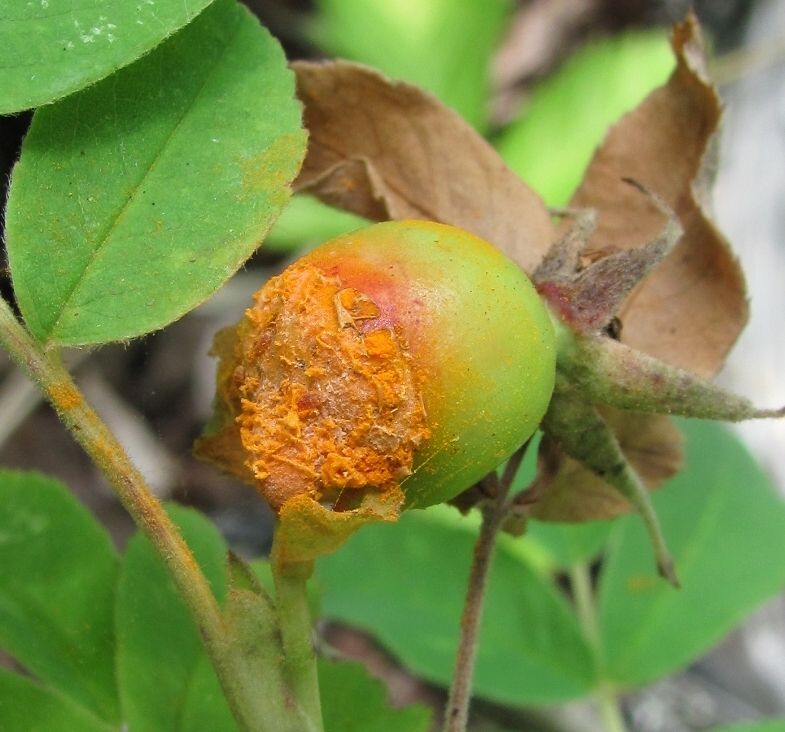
[569,561,599,647]
[443,504,506,732]
[569,562,629,732]
[272,558,324,732]
[222,586,315,732]
[443,444,527,732]
[597,685,629,732]
[0,299,264,726]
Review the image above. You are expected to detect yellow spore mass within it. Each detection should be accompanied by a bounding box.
[235,263,430,511]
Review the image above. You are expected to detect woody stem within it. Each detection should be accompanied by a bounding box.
[443,442,529,732]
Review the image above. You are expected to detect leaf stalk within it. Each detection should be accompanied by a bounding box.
[569,562,628,732]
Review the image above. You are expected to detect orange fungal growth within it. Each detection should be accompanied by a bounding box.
[196,220,556,561]
[234,262,430,511]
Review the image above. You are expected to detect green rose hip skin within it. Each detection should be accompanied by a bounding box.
[197,219,556,553]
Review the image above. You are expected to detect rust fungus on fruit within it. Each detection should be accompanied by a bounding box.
[196,220,556,562]
[234,262,430,512]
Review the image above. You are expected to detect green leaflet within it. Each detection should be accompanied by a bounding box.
[178,654,239,732]
[0,0,216,113]
[316,506,596,706]
[0,470,119,725]
[599,420,785,686]
[0,668,116,732]
[320,659,432,732]
[6,0,306,346]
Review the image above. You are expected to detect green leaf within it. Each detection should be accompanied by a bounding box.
[116,504,233,731]
[0,668,116,732]
[309,0,510,130]
[266,194,369,254]
[0,470,119,724]
[713,722,785,732]
[0,0,217,114]
[525,518,614,571]
[495,30,675,206]
[179,655,239,732]
[319,658,431,732]
[6,0,306,346]
[599,421,785,687]
[316,505,596,705]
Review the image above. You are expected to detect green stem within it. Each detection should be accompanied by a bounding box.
[569,562,599,647]
[569,563,628,732]
[0,298,282,732]
[221,586,313,732]
[597,685,628,732]
[272,559,324,732]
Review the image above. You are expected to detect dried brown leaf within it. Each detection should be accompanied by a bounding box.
[567,13,747,378]
[292,59,553,274]
[528,409,684,522]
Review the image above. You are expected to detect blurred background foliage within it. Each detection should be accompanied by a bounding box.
[2,1,785,731]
